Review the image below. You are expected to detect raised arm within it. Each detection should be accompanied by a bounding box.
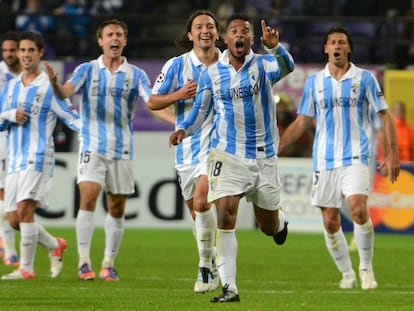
[44,61,75,99]
[261,19,295,79]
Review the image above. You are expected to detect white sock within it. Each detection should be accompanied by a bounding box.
[324,228,354,275]
[354,219,374,271]
[0,200,18,258]
[76,210,95,267]
[102,214,124,268]
[216,229,238,293]
[20,222,38,273]
[1,220,16,258]
[195,208,216,268]
[36,223,58,251]
[277,209,286,233]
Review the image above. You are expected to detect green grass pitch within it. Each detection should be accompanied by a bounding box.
[0,228,412,310]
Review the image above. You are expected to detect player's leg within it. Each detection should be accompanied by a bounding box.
[0,198,19,266]
[194,174,218,293]
[321,207,356,289]
[211,195,240,303]
[100,192,126,282]
[251,157,288,245]
[344,164,377,290]
[208,150,244,303]
[313,169,356,289]
[99,159,133,282]
[77,181,100,280]
[76,153,106,280]
[3,199,38,280]
[0,159,19,266]
[2,171,44,280]
[36,223,67,278]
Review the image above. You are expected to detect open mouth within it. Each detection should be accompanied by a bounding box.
[235,41,244,51]
[110,43,120,52]
[333,52,340,57]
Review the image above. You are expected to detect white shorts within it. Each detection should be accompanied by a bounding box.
[176,159,207,201]
[0,133,7,189]
[5,170,52,212]
[311,164,369,208]
[77,152,134,195]
[207,149,281,211]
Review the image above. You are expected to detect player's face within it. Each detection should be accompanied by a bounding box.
[98,24,127,58]
[324,32,351,66]
[224,19,254,61]
[2,40,19,68]
[188,14,219,51]
[17,39,43,71]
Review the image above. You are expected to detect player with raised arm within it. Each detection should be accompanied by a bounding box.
[170,14,294,302]
[45,19,174,281]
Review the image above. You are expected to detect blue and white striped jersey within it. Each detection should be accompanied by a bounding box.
[0,71,80,173]
[69,55,151,160]
[297,63,388,171]
[0,61,18,144]
[0,61,16,87]
[152,49,218,166]
[178,44,295,159]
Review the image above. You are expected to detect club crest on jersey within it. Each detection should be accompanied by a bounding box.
[249,69,257,81]
[35,93,44,103]
[124,79,131,89]
[351,84,359,94]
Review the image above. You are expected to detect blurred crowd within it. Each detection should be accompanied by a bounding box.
[0,0,412,67]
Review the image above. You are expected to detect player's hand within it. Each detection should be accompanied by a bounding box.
[15,108,28,125]
[260,19,279,49]
[43,61,58,84]
[177,80,197,101]
[378,154,400,183]
[169,129,185,146]
[377,162,388,177]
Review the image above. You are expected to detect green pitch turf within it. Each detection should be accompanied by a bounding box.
[0,229,412,310]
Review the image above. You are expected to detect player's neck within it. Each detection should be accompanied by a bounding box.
[21,67,41,86]
[328,61,350,81]
[102,55,123,73]
[194,47,218,66]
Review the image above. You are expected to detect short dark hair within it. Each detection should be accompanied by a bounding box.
[323,27,353,60]
[2,31,19,43]
[226,13,251,29]
[96,19,128,40]
[18,31,44,51]
[175,10,221,51]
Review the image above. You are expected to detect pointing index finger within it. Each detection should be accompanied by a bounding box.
[261,20,267,33]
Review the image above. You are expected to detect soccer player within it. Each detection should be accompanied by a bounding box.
[0,31,21,267]
[170,14,294,302]
[0,31,80,280]
[279,27,400,290]
[44,19,173,281]
[148,10,221,294]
